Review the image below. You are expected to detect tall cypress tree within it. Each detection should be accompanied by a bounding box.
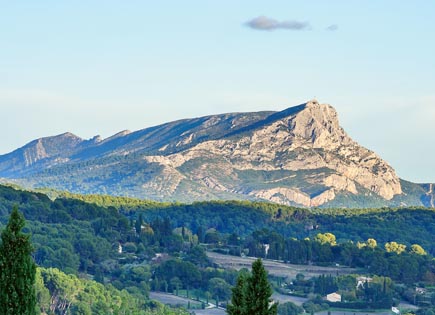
[227,273,247,315]
[244,259,277,315]
[135,213,144,235]
[227,259,277,315]
[0,206,37,315]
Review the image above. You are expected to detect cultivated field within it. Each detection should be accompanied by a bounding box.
[207,252,356,279]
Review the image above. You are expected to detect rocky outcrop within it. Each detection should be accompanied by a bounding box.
[21,132,83,166]
[154,100,401,204]
[0,132,84,176]
[0,100,407,207]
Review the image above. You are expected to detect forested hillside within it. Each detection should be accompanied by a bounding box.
[54,191,435,254]
[3,184,435,314]
[36,268,188,315]
[0,185,130,274]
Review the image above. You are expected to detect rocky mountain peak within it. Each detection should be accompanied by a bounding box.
[171,100,402,204]
[22,132,83,164]
[61,132,81,139]
[0,100,414,207]
[287,100,345,148]
[0,132,85,176]
[90,135,103,143]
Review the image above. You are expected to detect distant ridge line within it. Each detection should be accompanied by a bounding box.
[221,103,306,139]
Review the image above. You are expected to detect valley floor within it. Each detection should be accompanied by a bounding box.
[150,291,415,315]
[206,251,357,278]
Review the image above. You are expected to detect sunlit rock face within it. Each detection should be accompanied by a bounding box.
[0,100,405,207]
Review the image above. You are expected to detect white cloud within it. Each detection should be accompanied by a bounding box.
[325,24,338,31]
[245,16,311,31]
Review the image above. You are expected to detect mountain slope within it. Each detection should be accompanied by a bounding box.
[0,100,430,207]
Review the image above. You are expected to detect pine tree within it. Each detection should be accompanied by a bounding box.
[227,259,277,315]
[0,206,37,315]
[227,273,247,315]
[245,259,278,315]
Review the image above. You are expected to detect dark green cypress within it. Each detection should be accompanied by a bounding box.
[244,259,277,315]
[135,213,143,235]
[227,273,247,315]
[0,206,37,315]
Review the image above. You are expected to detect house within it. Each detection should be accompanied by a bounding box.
[326,292,341,302]
[416,287,427,294]
[152,253,169,263]
[264,244,270,256]
[356,276,373,289]
[112,242,123,254]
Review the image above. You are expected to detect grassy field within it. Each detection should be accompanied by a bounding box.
[207,252,357,279]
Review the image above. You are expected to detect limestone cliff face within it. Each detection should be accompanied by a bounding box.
[0,132,84,176]
[22,132,84,166]
[0,100,405,207]
[146,100,402,206]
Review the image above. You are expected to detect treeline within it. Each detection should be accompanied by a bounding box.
[40,188,435,255]
[127,202,435,255]
[218,229,433,284]
[44,189,168,210]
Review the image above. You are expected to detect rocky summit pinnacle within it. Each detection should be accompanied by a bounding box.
[0,100,430,207]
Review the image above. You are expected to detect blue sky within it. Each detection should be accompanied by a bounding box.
[1,1,434,182]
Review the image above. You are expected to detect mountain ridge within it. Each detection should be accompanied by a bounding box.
[0,100,432,207]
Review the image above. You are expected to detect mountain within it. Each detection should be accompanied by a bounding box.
[0,100,432,207]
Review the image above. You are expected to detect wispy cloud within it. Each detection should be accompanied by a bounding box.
[325,24,339,31]
[245,16,311,31]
